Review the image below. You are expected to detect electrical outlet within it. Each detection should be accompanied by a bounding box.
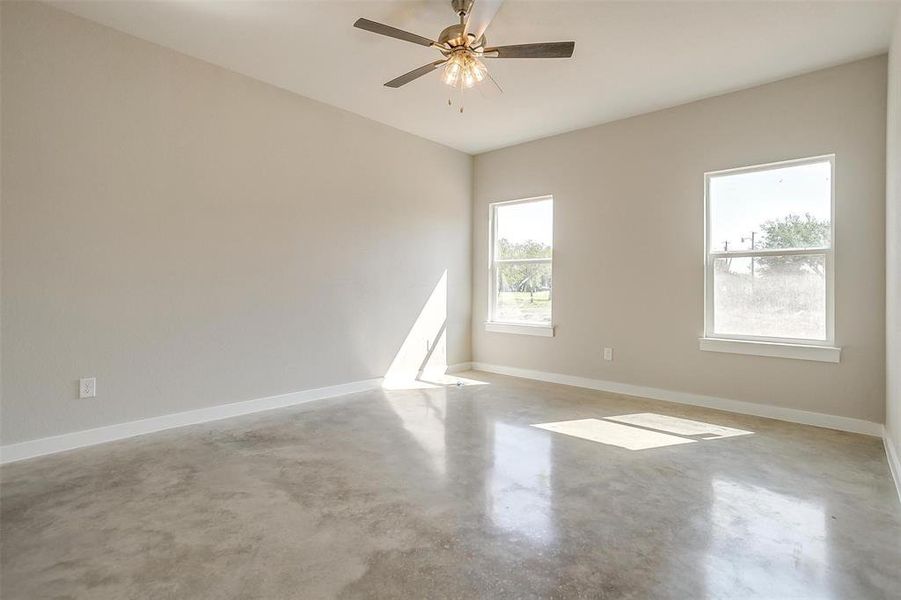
[603,347,613,361]
[79,377,96,399]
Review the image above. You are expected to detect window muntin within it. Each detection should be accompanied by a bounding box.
[490,197,553,326]
[705,156,834,344]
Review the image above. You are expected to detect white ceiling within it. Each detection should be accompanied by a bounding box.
[51,1,899,154]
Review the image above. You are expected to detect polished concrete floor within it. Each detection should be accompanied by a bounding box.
[2,371,900,599]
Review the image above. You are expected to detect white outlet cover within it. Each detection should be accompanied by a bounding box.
[79,377,96,399]
[604,348,614,361]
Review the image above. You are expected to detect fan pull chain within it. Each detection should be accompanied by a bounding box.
[447,77,478,113]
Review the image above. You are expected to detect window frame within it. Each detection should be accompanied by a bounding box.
[487,195,555,335]
[702,154,836,348]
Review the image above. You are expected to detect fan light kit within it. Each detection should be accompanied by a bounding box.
[354,0,575,112]
[442,51,488,89]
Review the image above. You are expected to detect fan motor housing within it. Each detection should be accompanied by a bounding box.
[439,24,467,48]
[438,24,483,49]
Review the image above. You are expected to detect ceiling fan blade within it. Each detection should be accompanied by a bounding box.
[354,18,436,47]
[483,41,575,58]
[465,0,504,42]
[384,60,447,88]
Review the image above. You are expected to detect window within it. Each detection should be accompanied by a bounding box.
[487,196,553,336]
[702,156,839,362]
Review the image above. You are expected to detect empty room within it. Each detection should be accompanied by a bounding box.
[2,0,901,598]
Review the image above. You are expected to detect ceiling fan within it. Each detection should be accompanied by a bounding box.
[353,0,574,107]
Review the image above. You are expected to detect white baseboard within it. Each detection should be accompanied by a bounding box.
[0,362,477,465]
[884,430,901,505]
[5,360,879,466]
[0,378,383,465]
[471,362,883,437]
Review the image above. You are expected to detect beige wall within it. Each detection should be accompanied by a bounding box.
[886,13,901,453]
[0,2,472,445]
[473,56,887,423]
[1,1,892,448]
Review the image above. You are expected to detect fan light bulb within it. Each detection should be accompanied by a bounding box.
[472,60,487,82]
[442,61,462,86]
[443,51,488,89]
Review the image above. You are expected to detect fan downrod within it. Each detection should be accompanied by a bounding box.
[441,0,486,50]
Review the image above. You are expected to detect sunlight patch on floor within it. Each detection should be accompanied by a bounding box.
[532,413,753,451]
[420,373,489,387]
[383,366,489,390]
[605,413,752,440]
[382,379,442,390]
[382,373,489,390]
[533,418,697,450]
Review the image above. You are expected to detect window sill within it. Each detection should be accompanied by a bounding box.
[699,337,840,363]
[485,322,555,337]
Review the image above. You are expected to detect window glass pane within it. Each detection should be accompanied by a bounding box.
[496,199,553,259]
[712,255,826,340]
[709,160,831,252]
[496,262,551,324]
